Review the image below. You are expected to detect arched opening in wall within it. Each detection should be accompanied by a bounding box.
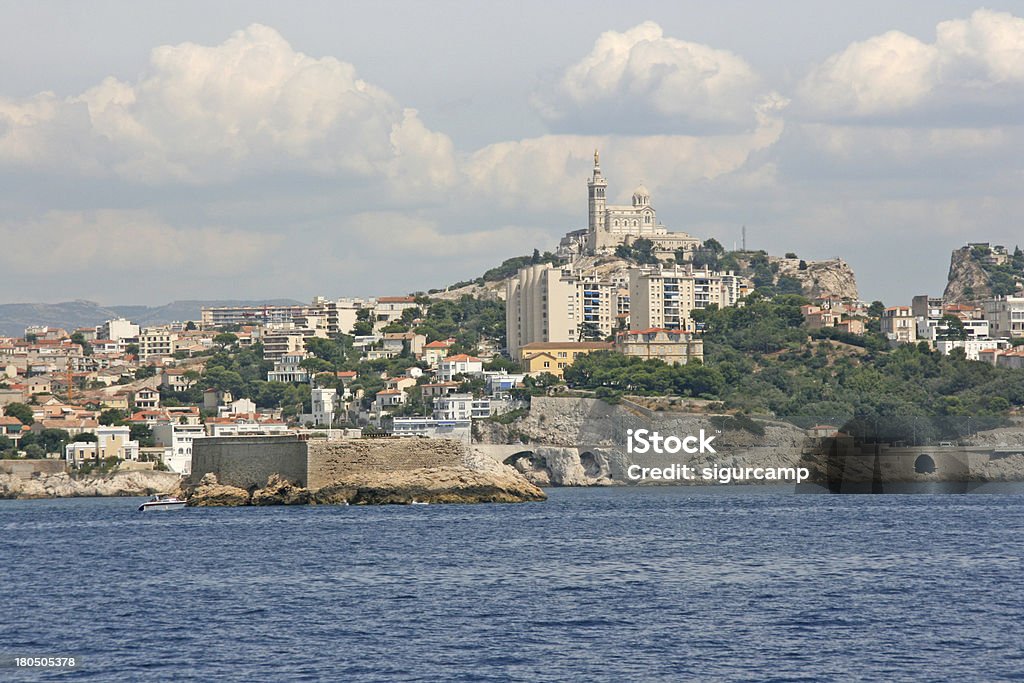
[914,454,937,474]
[504,451,541,469]
[580,451,602,478]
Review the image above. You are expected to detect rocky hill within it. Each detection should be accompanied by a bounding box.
[769,256,859,300]
[944,244,1024,303]
[431,250,860,303]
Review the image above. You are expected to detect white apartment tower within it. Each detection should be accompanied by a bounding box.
[629,266,745,331]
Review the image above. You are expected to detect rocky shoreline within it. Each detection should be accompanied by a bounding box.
[0,470,183,499]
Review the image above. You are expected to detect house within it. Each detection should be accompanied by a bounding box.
[420,382,461,400]
[432,393,492,421]
[422,339,456,368]
[133,387,160,410]
[384,376,418,393]
[162,368,198,392]
[382,332,426,357]
[391,417,472,443]
[881,307,917,345]
[615,328,703,365]
[0,416,25,446]
[517,341,614,379]
[152,422,206,474]
[65,425,139,468]
[437,354,484,382]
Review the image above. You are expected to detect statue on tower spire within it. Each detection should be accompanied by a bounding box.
[594,148,600,167]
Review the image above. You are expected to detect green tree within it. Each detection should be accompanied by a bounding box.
[214,332,239,348]
[130,424,156,447]
[99,408,127,425]
[4,402,34,425]
[935,315,968,341]
[135,365,157,380]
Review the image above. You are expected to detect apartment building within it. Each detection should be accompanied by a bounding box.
[628,266,745,332]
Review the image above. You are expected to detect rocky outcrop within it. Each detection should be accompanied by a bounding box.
[944,246,994,302]
[0,470,182,499]
[182,472,249,506]
[772,257,859,300]
[183,468,545,506]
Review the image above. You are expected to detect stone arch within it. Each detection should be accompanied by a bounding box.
[503,450,536,467]
[914,453,937,474]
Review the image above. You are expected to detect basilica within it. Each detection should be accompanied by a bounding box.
[559,151,702,259]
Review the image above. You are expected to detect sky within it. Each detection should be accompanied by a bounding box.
[2,1,1023,306]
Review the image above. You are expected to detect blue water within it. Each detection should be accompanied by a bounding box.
[2,487,1024,682]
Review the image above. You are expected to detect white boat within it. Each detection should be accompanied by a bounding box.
[410,500,429,506]
[137,494,186,511]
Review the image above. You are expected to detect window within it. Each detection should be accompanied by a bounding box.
[543,361,550,368]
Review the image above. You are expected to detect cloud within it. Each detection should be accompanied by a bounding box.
[532,21,783,135]
[465,108,785,214]
[0,24,457,194]
[797,9,1024,123]
[0,209,281,275]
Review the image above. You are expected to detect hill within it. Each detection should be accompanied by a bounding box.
[0,299,303,337]
[944,243,1024,303]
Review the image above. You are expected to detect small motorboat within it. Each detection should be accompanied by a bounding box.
[410,500,429,506]
[138,494,186,511]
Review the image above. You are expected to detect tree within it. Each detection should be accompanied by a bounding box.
[99,408,127,426]
[125,343,139,358]
[185,321,197,331]
[785,252,798,259]
[353,308,374,336]
[130,424,155,447]
[4,402,34,425]
[70,332,92,356]
[135,365,157,380]
[936,315,968,341]
[214,332,239,348]
[868,301,886,318]
[23,444,44,459]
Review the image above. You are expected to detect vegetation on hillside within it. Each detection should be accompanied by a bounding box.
[969,244,1024,297]
[562,292,1024,428]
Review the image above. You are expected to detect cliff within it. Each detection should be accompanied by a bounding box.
[770,257,859,300]
[0,470,182,499]
[944,246,994,302]
[475,397,810,486]
[944,244,1024,303]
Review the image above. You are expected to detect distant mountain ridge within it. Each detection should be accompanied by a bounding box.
[0,299,304,337]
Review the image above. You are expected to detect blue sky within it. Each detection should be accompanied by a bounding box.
[2,1,1023,304]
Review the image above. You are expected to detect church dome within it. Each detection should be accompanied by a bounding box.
[632,184,650,206]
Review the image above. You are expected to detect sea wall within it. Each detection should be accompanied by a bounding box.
[186,435,545,505]
[306,439,466,489]
[191,436,307,489]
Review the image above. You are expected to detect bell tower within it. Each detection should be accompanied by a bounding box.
[587,149,607,237]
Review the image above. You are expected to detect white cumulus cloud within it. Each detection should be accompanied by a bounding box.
[0,24,457,193]
[797,9,1024,122]
[532,21,782,134]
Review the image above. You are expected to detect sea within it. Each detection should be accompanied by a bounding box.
[2,486,1023,682]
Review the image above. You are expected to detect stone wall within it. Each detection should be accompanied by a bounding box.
[190,436,472,491]
[0,459,66,479]
[191,436,308,489]
[306,438,466,489]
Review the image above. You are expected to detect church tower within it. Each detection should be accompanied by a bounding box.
[587,149,607,237]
